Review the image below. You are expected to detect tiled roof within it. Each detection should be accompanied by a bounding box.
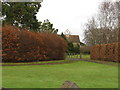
[65,35,80,43]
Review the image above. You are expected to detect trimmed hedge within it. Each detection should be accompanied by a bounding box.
[81,46,90,54]
[90,43,120,62]
[2,25,67,62]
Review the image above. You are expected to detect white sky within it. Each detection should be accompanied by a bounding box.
[36,0,113,42]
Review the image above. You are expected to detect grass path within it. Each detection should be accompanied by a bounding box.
[2,61,118,88]
[1,60,77,66]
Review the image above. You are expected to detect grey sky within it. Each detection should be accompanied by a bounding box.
[36,0,112,42]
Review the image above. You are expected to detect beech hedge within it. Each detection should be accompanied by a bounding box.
[2,25,67,62]
[90,43,120,62]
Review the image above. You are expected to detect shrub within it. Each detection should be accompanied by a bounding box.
[90,43,120,62]
[2,25,67,62]
[80,46,90,54]
[67,42,80,54]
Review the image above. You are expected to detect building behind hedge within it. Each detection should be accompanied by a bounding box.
[65,35,80,46]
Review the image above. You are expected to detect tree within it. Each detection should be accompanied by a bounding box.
[74,44,80,54]
[2,2,42,31]
[97,1,119,43]
[83,1,119,46]
[61,32,68,42]
[67,42,74,53]
[84,17,100,46]
[0,1,2,25]
[2,2,59,33]
[39,19,58,34]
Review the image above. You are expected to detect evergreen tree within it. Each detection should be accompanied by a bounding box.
[67,42,74,53]
[2,2,41,31]
[73,44,80,54]
[39,19,58,34]
[61,32,68,42]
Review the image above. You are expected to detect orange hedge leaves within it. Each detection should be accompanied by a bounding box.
[90,43,120,62]
[2,25,67,62]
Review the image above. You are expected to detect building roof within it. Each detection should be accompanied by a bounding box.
[65,35,80,43]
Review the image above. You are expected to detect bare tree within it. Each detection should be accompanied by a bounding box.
[83,17,99,46]
[83,1,119,46]
[98,1,119,43]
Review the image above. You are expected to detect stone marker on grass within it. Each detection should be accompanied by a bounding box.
[61,81,80,89]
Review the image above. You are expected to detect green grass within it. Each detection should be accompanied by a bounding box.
[66,54,90,60]
[66,54,118,66]
[1,60,75,66]
[82,54,90,59]
[2,61,118,88]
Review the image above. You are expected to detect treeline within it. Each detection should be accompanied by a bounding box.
[84,1,120,46]
[2,2,58,33]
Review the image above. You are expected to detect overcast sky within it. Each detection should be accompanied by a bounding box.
[36,0,111,42]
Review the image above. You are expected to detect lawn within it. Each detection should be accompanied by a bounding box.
[66,54,90,59]
[2,61,118,88]
[1,60,75,66]
[82,54,90,59]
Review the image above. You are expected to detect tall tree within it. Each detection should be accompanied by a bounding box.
[0,0,1,26]
[39,19,58,34]
[2,2,42,31]
[83,1,119,46]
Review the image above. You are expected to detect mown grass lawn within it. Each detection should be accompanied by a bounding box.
[67,54,90,59]
[1,60,74,66]
[2,61,118,88]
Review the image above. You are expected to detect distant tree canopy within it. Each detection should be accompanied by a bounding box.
[39,19,58,34]
[83,1,119,46]
[2,2,58,33]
